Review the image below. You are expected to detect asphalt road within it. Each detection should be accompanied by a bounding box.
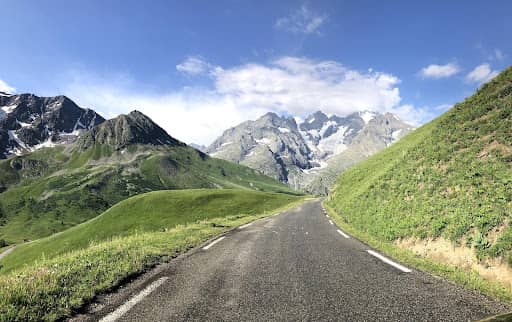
[81,200,508,322]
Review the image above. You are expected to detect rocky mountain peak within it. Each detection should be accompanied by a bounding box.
[300,110,329,131]
[77,110,184,150]
[207,109,414,193]
[0,93,105,158]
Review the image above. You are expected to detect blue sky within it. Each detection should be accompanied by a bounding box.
[1,0,510,144]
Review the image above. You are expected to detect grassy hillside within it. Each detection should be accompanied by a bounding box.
[0,144,297,244]
[326,66,512,263]
[0,189,304,321]
[1,189,300,273]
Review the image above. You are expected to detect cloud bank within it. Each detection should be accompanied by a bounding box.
[58,56,432,145]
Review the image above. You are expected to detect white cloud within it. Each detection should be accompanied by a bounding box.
[176,56,214,75]
[214,56,402,117]
[465,63,499,84]
[419,63,460,79]
[275,5,327,34]
[58,56,432,145]
[0,79,16,93]
[60,71,268,146]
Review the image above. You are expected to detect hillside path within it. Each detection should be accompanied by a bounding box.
[0,245,16,261]
[81,200,508,322]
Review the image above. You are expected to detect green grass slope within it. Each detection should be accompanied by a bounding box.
[326,66,512,262]
[0,144,297,244]
[1,189,301,273]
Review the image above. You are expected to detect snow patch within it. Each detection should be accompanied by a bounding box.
[293,116,303,125]
[34,138,56,150]
[317,126,348,156]
[302,161,328,174]
[221,141,233,147]
[360,111,376,124]
[391,129,403,142]
[17,120,32,128]
[8,130,30,155]
[307,129,320,139]
[308,117,315,124]
[278,127,290,133]
[255,138,271,145]
[319,121,337,137]
[1,104,18,114]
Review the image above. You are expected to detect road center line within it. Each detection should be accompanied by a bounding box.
[367,250,412,273]
[337,229,350,239]
[202,236,226,250]
[99,277,169,322]
[329,220,334,225]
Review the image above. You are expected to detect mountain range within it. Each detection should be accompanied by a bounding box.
[0,92,104,158]
[0,94,295,243]
[0,89,414,242]
[206,110,413,194]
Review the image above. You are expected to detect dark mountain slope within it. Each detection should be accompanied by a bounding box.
[0,93,105,157]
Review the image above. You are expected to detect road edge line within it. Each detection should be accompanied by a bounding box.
[367,249,412,273]
[99,277,169,322]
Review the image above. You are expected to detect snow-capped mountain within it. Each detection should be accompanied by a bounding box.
[0,93,105,158]
[207,110,413,194]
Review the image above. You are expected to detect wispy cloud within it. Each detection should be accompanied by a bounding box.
[176,56,216,76]
[0,79,16,93]
[57,56,434,145]
[275,5,327,35]
[489,49,506,62]
[465,63,499,84]
[419,63,460,79]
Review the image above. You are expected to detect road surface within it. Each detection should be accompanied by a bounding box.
[77,200,507,322]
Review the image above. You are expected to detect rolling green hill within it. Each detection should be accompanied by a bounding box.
[1,189,301,273]
[326,67,512,263]
[0,112,297,244]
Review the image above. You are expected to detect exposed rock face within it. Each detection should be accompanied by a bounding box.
[77,110,185,150]
[207,110,413,194]
[189,143,207,153]
[0,93,105,158]
[207,112,311,183]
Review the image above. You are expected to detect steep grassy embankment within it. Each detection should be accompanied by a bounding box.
[0,189,304,321]
[326,66,512,291]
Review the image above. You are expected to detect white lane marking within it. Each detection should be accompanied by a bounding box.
[337,229,350,239]
[239,222,254,229]
[100,277,169,322]
[329,220,334,225]
[367,250,412,273]
[202,236,226,250]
